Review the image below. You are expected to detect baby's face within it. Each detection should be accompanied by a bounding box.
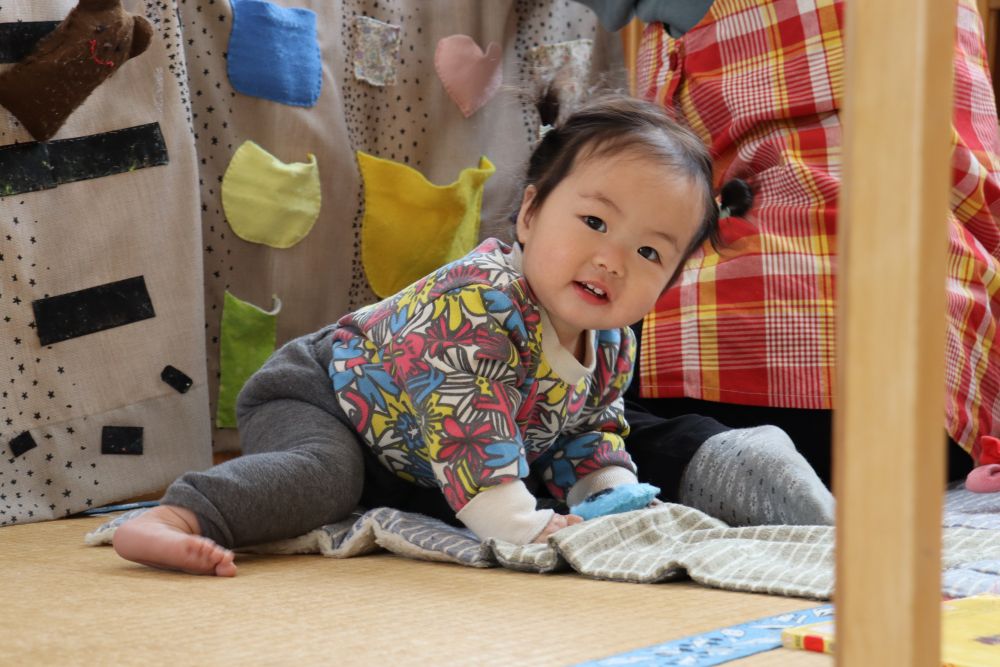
[515,150,703,350]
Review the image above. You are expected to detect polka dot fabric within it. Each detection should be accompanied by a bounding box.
[0,3,628,513]
[181,0,625,452]
[0,0,624,526]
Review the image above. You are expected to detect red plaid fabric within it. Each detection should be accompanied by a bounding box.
[636,0,1000,455]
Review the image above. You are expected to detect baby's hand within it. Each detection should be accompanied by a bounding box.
[532,513,583,543]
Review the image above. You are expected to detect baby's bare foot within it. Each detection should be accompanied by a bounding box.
[112,505,237,576]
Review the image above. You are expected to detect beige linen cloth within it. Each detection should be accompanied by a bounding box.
[1,0,210,526]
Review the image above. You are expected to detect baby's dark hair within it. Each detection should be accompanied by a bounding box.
[519,95,752,286]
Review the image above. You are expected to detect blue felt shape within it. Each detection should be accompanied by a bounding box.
[227,0,322,107]
[570,483,660,520]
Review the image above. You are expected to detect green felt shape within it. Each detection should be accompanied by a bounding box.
[215,291,281,428]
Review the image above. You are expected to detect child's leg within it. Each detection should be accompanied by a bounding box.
[678,425,835,526]
[623,401,729,502]
[624,403,833,526]
[109,505,237,576]
[113,399,365,575]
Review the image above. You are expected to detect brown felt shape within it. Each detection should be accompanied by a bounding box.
[0,0,153,142]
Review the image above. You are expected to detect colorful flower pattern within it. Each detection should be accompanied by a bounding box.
[352,16,400,87]
[329,239,636,511]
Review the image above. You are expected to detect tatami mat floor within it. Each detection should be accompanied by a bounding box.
[4,514,831,666]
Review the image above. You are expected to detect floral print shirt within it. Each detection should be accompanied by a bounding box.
[328,238,637,513]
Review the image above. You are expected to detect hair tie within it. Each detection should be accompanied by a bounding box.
[718,179,754,219]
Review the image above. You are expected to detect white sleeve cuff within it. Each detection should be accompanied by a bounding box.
[566,466,640,509]
[456,480,554,544]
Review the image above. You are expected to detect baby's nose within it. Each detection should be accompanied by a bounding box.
[594,246,626,276]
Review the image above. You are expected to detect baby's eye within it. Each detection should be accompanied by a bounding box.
[638,246,660,262]
[582,215,606,232]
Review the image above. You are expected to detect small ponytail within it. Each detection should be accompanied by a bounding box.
[536,86,561,129]
[719,178,753,219]
[664,177,751,287]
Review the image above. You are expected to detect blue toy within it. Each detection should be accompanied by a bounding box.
[569,483,661,520]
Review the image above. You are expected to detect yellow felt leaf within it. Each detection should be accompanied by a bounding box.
[222,140,321,249]
[358,151,494,297]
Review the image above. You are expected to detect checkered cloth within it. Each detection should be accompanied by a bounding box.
[87,484,1000,600]
[635,0,1000,454]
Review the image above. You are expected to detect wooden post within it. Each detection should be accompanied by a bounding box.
[621,18,643,96]
[988,1,1000,110]
[834,1,956,666]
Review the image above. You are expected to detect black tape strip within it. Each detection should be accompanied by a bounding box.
[0,123,169,197]
[101,426,143,455]
[0,142,56,195]
[50,123,169,186]
[32,276,155,346]
[0,21,60,63]
[160,365,193,394]
[9,431,38,458]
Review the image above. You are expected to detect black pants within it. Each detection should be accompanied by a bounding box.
[621,400,730,501]
[624,325,973,488]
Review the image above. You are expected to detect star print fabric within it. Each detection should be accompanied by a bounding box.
[0,0,210,527]
[328,238,637,512]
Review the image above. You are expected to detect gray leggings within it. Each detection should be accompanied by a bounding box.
[162,326,454,549]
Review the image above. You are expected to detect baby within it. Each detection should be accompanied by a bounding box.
[112,96,814,576]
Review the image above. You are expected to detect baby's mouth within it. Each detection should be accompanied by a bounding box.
[577,281,609,301]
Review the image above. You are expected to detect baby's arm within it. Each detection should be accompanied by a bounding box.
[455,479,560,544]
[565,465,640,508]
[455,480,583,543]
[538,327,642,506]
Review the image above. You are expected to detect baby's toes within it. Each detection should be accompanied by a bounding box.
[214,552,237,577]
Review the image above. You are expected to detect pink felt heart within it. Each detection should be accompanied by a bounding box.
[434,35,503,118]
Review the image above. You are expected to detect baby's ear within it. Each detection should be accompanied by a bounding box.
[514,187,536,243]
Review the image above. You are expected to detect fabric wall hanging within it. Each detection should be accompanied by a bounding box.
[0,0,624,524]
[0,0,209,526]
[528,39,595,127]
[434,34,504,118]
[352,15,401,86]
[176,0,625,453]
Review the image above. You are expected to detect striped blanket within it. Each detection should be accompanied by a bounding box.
[87,485,1000,600]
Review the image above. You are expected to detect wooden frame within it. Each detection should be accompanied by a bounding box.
[623,18,643,95]
[979,0,1000,108]
[835,1,956,664]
